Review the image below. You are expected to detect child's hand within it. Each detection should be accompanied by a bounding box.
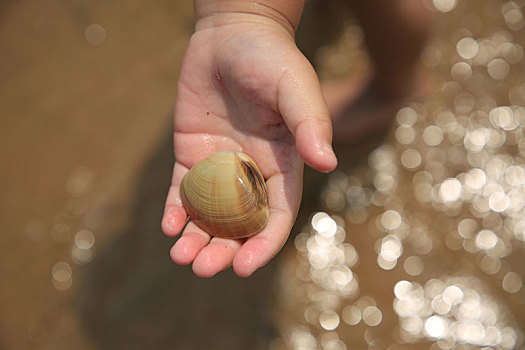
[162,10,336,277]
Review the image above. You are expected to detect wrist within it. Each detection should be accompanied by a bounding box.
[194,0,305,35]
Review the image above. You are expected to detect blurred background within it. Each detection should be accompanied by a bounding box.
[1,1,280,349]
[1,0,524,349]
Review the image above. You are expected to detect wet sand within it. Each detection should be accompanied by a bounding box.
[4,0,523,349]
[1,1,209,348]
[0,1,343,349]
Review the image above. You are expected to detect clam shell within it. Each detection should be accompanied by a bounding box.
[180,151,269,238]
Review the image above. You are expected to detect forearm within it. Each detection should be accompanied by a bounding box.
[193,0,305,35]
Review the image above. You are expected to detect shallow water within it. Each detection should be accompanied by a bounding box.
[1,0,524,349]
[276,1,525,349]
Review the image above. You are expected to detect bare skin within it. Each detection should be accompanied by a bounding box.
[161,0,431,277]
[161,10,337,278]
[326,0,432,142]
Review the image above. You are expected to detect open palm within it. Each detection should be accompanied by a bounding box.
[162,20,336,277]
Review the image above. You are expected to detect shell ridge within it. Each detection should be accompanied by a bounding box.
[180,151,269,238]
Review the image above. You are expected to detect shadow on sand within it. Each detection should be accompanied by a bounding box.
[76,129,279,350]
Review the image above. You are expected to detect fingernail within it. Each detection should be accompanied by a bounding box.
[322,143,338,171]
[323,143,337,163]
[323,143,335,157]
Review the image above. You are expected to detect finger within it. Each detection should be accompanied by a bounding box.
[232,168,302,277]
[170,223,211,265]
[278,52,338,173]
[162,162,189,237]
[233,207,294,277]
[192,238,243,278]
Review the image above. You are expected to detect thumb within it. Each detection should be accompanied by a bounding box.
[278,53,338,173]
